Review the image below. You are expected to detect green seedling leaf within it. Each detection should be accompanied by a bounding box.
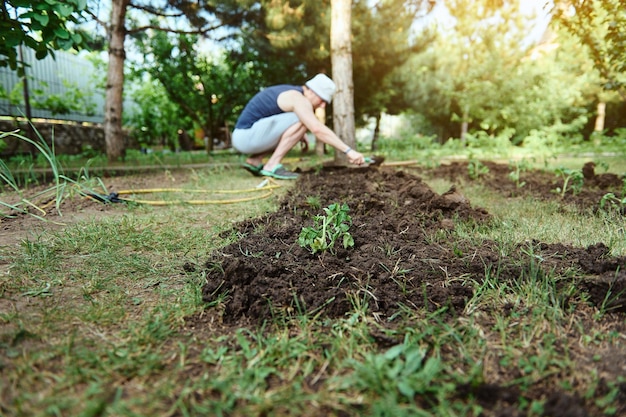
[298,203,354,254]
[343,233,354,249]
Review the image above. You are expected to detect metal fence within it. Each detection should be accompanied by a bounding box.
[0,48,105,124]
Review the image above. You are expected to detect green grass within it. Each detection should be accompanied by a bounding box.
[1,132,626,416]
[452,183,626,256]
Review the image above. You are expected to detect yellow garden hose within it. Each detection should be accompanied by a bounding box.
[121,190,274,206]
[87,178,283,205]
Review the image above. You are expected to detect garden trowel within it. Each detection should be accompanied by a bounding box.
[364,155,385,167]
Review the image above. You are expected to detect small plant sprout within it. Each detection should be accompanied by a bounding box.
[552,167,584,198]
[468,159,489,180]
[599,193,626,213]
[596,161,610,173]
[508,159,530,188]
[298,203,354,254]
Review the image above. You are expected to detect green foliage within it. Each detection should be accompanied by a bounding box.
[552,0,626,98]
[599,173,626,213]
[508,159,531,188]
[552,167,584,197]
[0,0,90,75]
[305,195,321,210]
[378,132,440,153]
[124,75,186,149]
[599,192,626,212]
[351,0,434,124]
[298,203,354,254]
[0,80,24,107]
[0,127,105,220]
[403,0,597,144]
[468,159,489,180]
[591,128,626,150]
[0,77,99,117]
[229,0,327,87]
[464,129,517,155]
[345,341,448,401]
[132,32,261,147]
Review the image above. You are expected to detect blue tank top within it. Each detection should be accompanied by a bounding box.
[235,85,303,129]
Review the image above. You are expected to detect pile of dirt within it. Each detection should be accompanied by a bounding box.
[410,160,625,212]
[201,165,626,323]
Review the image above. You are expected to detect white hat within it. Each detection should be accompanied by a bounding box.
[305,74,336,104]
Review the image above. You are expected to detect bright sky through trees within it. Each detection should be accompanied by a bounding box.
[417,0,552,45]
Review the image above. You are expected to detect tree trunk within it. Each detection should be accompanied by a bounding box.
[371,112,381,152]
[104,0,130,161]
[331,0,355,166]
[460,105,469,144]
[594,101,606,133]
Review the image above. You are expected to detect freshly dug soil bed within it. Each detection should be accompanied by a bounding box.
[202,164,626,323]
[201,162,626,416]
[410,160,625,213]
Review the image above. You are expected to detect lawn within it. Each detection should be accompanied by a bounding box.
[1,138,625,416]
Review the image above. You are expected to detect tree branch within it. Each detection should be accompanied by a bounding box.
[127,22,225,35]
[84,9,109,30]
[129,3,185,18]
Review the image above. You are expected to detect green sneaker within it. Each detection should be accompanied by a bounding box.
[242,162,264,177]
[260,164,299,180]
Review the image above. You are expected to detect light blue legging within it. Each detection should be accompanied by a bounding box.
[232,112,300,154]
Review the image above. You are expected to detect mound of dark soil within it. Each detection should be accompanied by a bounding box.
[201,166,626,324]
[410,160,625,212]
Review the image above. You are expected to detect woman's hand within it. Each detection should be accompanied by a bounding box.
[346,149,365,165]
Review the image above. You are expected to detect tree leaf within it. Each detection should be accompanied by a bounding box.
[25,12,50,27]
[35,48,49,60]
[2,31,25,48]
[53,3,75,18]
[53,28,70,39]
[12,0,32,7]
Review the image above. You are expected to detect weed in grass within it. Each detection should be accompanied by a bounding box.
[599,192,626,214]
[238,243,264,258]
[595,271,626,318]
[379,260,414,295]
[0,128,109,222]
[378,243,400,257]
[305,195,322,210]
[593,376,625,415]
[344,341,445,400]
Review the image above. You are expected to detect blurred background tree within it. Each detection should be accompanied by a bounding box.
[132,31,259,151]
[400,0,623,145]
[551,0,626,138]
[2,0,625,158]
